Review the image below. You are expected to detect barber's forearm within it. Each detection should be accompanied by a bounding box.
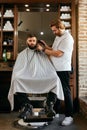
[45,45,52,50]
[44,49,63,57]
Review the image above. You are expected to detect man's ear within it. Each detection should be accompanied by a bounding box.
[59,28,65,33]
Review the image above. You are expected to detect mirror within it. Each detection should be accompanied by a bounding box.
[18,11,58,52]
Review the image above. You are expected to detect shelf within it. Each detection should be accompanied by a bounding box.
[0,61,13,71]
[3,16,14,18]
[60,10,71,12]
[0,4,18,61]
[60,18,71,20]
[3,29,14,32]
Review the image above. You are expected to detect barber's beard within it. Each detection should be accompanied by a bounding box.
[28,44,37,50]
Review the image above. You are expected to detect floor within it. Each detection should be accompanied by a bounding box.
[0,111,87,130]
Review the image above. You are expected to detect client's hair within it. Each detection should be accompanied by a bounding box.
[27,33,37,39]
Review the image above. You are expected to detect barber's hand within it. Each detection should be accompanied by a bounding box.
[40,40,47,47]
[36,44,45,52]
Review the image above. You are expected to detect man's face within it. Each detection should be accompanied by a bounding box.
[51,26,60,36]
[27,37,37,50]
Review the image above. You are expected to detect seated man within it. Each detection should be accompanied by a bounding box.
[8,34,64,118]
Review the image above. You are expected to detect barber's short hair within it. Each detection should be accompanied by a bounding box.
[49,19,65,29]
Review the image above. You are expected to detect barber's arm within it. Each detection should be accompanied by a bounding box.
[36,40,64,57]
[40,40,52,50]
[44,49,64,57]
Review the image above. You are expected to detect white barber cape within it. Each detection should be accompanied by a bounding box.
[8,48,64,111]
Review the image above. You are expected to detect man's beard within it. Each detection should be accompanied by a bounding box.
[28,44,37,50]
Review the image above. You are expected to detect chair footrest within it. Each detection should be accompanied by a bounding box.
[24,115,53,122]
[29,97,46,101]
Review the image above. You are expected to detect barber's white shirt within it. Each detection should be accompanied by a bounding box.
[50,31,74,71]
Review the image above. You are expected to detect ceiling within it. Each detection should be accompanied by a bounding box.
[0,0,78,4]
[0,0,78,12]
[0,0,58,4]
[18,3,58,12]
[0,0,58,12]
[0,0,57,3]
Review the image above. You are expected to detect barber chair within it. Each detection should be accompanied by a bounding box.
[17,94,54,128]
